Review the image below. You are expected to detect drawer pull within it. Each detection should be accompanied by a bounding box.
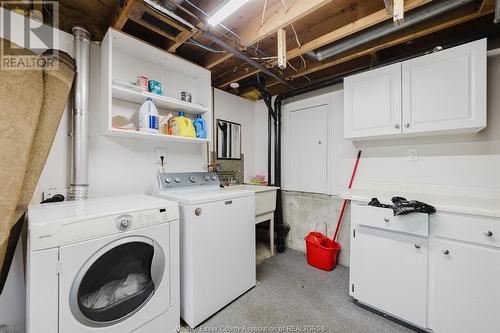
[384,217,390,223]
[414,244,421,249]
[442,249,450,255]
[484,231,493,237]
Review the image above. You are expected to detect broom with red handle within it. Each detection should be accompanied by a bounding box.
[333,150,362,242]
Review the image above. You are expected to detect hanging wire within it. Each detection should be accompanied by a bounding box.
[183,0,273,59]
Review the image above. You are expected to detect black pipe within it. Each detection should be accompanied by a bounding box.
[201,30,294,89]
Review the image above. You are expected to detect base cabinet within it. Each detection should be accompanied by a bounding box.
[351,203,500,333]
[352,226,428,328]
[430,238,500,333]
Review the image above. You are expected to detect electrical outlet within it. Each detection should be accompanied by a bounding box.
[408,149,418,162]
[155,148,167,165]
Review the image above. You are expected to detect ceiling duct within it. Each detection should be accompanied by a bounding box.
[306,0,478,62]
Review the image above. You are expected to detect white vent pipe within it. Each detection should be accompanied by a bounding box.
[69,26,91,200]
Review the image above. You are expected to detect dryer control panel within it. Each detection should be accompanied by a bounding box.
[158,172,220,190]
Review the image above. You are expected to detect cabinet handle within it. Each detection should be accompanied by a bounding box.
[394,124,400,129]
[442,249,450,255]
[384,217,390,223]
[484,231,493,237]
[414,244,421,249]
[404,123,410,128]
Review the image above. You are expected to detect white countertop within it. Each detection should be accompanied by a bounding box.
[341,188,500,218]
[228,184,280,193]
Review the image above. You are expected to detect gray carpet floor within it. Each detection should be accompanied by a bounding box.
[189,250,415,333]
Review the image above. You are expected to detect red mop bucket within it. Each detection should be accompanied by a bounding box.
[305,223,341,271]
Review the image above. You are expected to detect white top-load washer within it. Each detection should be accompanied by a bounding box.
[26,195,180,333]
[152,172,256,328]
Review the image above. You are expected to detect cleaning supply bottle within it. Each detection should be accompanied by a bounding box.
[175,112,196,137]
[193,114,207,139]
[138,97,159,134]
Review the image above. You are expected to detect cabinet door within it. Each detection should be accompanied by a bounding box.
[430,238,500,333]
[288,104,328,193]
[402,39,486,134]
[344,63,402,139]
[352,226,428,328]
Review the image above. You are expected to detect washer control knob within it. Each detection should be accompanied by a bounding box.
[165,177,172,184]
[204,175,210,181]
[175,177,181,183]
[211,175,217,181]
[189,176,197,183]
[116,214,132,231]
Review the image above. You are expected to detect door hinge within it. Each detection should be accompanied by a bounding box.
[352,284,355,293]
[56,261,61,274]
[353,229,356,238]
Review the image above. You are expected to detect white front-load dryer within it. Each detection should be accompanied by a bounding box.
[26,195,180,333]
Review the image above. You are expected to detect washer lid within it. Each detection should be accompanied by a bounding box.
[28,195,178,226]
[152,188,254,205]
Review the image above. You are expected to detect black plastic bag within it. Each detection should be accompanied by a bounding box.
[391,197,436,216]
[368,196,436,216]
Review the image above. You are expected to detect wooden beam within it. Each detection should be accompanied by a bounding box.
[128,16,178,42]
[291,8,493,79]
[168,30,195,53]
[113,0,136,29]
[203,0,333,69]
[286,0,431,60]
[480,0,495,13]
[393,0,405,24]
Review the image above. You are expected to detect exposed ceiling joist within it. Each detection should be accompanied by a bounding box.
[217,0,430,89]
[286,0,431,59]
[113,0,137,29]
[203,0,333,69]
[291,5,494,79]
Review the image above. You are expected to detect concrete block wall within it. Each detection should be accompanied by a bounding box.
[282,191,351,267]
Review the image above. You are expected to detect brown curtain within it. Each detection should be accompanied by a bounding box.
[0,39,75,292]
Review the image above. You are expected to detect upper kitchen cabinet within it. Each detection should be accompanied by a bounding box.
[344,63,402,139]
[344,39,487,140]
[402,39,486,135]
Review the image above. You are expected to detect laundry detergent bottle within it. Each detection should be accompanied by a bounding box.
[138,97,159,134]
[193,114,207,139]
[175,112,196,137]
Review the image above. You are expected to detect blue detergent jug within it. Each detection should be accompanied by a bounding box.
[193,115,207,139]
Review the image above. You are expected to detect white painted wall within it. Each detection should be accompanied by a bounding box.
[254,100,274,183]
[213,89,255,181]
[275,55,500,199]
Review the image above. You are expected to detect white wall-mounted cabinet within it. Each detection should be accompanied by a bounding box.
[344,63,402,138]
[344,39,487,140]
[101,28,212,143]
[350,202,500,332]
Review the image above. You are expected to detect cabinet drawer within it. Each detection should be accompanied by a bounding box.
[430,213,500,248]
[352,203,429,236]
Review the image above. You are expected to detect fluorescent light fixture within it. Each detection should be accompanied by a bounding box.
[207,0,250,27]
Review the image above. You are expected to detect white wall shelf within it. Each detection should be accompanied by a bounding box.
[103,128,209,143]
[112,85,208,115]
[101,28,212,144]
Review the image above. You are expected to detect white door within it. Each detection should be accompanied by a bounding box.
[288,104,328,193]
[402,39,486,134]
[430,238,500,333]
[344,62,402,138]
[352,226,428,328]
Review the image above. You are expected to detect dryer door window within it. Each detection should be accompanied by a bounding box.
[69,237,165,327]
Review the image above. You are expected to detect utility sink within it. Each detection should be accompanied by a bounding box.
[229,185,279,218]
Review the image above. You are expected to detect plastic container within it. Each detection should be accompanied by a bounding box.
[304,223,341,271]
[138,97,159,134]
[192,114,207,139]
[175,112,196,137]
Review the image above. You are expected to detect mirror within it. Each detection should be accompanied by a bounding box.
[217,119,241,160]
